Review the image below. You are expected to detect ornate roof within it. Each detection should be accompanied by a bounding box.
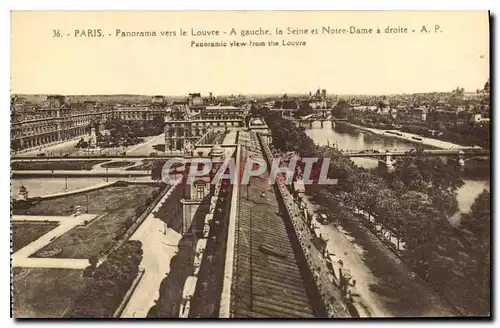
[209,144,224,157]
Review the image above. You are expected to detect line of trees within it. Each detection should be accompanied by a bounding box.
[103,117,164,142]
[260,108,490,316]
[84,116,165,148]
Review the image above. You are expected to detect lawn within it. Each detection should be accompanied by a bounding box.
[11,222,59,253]
[12,268,90,318]
[13,183,161,216]
[14,183,163,259]
[126,159,154,171]
[11,160,106,171]
[100,161,136,168]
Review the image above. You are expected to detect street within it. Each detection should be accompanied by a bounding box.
[121,185,182,318]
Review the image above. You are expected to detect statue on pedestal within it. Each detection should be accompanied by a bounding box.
[89,127,97,148]
[184,140,194,155]
[17,185,29,201]
[74,205,83,217]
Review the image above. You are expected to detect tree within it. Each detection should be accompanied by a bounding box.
[461,190,490,238]
[87,118,101,134]
[89,255,98,269]
[263,111,315,152]
[282,100,298,110]
[430,121,445,131]
[76,138,89,149]
[339,171,386,215]
[151,159,167,180]
[457,190,491,315]
[398,190,449,277]
[297,102,313,117]
[331,99,350,118]
[391,151,463,216]
[373,188,403,245]
[149,114,166,135]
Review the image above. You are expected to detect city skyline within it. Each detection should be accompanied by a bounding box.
[10,75,491,99]
[10,83,490,99]
[10,70,490,97]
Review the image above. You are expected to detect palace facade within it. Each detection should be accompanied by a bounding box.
[10,95,167,151]
[164,104,246,151]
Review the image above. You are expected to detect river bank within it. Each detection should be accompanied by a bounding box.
[344,122,475,150]
[303,123,490,215]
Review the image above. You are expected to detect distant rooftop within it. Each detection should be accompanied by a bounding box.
[206,105,241,110]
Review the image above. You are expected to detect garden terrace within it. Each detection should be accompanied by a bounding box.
[14,183,164,259]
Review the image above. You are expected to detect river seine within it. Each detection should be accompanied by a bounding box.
[304,121,490,216]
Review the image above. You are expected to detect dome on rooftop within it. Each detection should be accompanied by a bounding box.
[209,143,224,157]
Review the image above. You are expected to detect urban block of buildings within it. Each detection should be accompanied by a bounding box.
[10,95,166,152]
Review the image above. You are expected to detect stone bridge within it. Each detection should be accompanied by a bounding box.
[341,148,490,171]
[292,113,348,128]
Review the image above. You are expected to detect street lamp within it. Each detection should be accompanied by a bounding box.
[246,181,250,200]
[249,206,253,310]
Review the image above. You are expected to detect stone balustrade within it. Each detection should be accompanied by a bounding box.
[257,132,352,318]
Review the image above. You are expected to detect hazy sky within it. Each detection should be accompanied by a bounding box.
[11,11,490,96]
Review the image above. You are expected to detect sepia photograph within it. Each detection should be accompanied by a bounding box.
[9,10,491,319]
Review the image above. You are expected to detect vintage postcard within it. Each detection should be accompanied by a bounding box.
[10,11,490,319]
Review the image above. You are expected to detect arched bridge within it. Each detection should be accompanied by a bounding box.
[340,148,490,170]
[291,113,348,128]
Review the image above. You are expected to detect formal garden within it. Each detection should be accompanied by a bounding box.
[13,183,165,259]
[12,240,145,318]
[11,160,106,171]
